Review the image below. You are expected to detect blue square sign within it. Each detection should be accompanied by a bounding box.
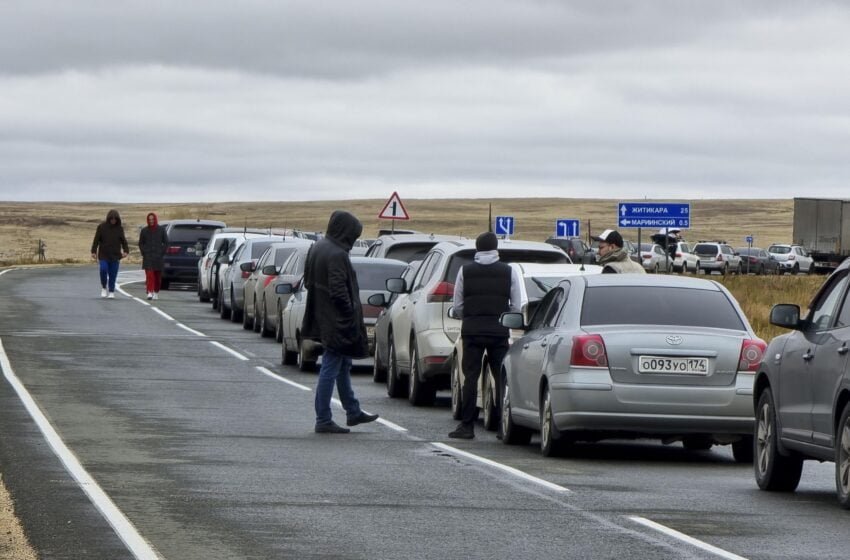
[494,216,515,236]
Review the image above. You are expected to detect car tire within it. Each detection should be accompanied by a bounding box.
[242,297,254,330]
[275,303,284,343]
[259,301,272,337]
[482,364,499,431]
[721,263,728,276]
[695,263,701,275]
[372,342,387,383]
[408,338,436,406]
[500,371,532,445]
[282,337,297,365]
[755,389,803,491]
[540,385,568,457]
[793,263,800,275]
[230,290,242,323]
[386,334,407,398]
[835,402,850,509]
[736,263,743,275]
[211,289,219,310]
[450,352,462,420]
[682,436,713,451]
[198,284,210,303]
[653,263,660,274]
[296,336,316,372]
[218,289,230,319]
[732,435,754,463]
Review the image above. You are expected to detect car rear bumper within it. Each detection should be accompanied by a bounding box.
[163,262,201,282]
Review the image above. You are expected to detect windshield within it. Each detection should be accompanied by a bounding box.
[167,225,220,243]
[769,246,791,254]
[385,243,438,263]
[274,247,299,266]
[524,276,566,301]
[353,262,408,290]
[445,249,568,283]
[693,244,720,257]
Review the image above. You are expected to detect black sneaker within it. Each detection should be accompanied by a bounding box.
[448,423,474,439]
[315,422,350,434]
[347,412,379,427]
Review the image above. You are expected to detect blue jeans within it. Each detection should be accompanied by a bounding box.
[99,260,120,292]
[315,347,362,426]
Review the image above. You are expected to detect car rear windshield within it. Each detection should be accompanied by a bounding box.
[353,262,408,290]
[581,286,746,330]
[167,225,221,243]
[524,276,566,301]
[250,241,277,258]
[274,247,299,266]
[693,244,720,257]
[769,246,791,254]
[445,250,567,283]
[385,243,438,262]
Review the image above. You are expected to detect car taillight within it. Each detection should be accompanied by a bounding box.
[749,257,758,263]
[571,334,608,368]
[166,246,181,254]
[675,252,683,258]
[427,281,454,303]
[738,339,767,372]
[788,254,795,261]
[642,254,652,260]
[716,254,723,261]
[361,304,382,319]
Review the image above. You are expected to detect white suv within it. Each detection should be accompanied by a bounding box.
[767,244,813,274]
[693,242,743,275]
[672,241,700,274]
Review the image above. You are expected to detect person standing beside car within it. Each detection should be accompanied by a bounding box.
[301,210,379,434]
[138,212,168,300]
[90,209,129,298]
[449,231,523,440]
[593,229,646,274]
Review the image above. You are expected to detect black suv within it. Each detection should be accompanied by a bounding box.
[162,219,226,289]
[755,257,850,508]
[543,236,593,264]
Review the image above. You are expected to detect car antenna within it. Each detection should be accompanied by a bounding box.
[488,203,493,232]
[243,219,247,239]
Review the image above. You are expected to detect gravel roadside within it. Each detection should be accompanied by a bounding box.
[0,474,37,560]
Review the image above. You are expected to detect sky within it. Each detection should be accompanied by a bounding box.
[1,0,850,203]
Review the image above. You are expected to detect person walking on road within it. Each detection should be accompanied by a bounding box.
[449,231,523,440]
[90,209,129,298]
[301,210,379,434]
[593,229,646,274]
[138,212,168,300]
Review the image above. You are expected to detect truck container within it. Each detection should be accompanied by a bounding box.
[793,197,850,273]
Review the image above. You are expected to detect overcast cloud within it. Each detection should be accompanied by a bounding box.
[1,0,849,202]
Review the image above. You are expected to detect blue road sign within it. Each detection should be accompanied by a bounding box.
[494,216,515,236]
[746,235,753,244]
[618,202,690,229]
[556,219,580,238]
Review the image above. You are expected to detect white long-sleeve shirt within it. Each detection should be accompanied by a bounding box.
[452,250,524,319]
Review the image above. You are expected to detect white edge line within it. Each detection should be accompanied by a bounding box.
[0,269,12,276]
[132,298,151,307]
[176,323,206,337]
[150,307,174,321]
[255,366,311,391]
[431,442,570,494]
[376,417,408,432]
[629,516,749,560]
[0,338,160,560]
[209,341,249,361]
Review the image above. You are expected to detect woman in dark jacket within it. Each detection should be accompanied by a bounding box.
[90,209,129,298]
[138,212,168,300]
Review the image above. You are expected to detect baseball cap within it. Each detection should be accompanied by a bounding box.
[591,229,624,247]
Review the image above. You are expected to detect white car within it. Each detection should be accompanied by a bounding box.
[767,244,814,274]
[639,243,674,273]
[198,229,270,304]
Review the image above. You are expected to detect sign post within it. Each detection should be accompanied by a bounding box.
[746,235,754,275]
[378,191,410,234]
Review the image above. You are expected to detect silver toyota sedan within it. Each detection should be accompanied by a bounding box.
[499,274,765,460]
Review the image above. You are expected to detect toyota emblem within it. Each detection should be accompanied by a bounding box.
[666,335,683,345]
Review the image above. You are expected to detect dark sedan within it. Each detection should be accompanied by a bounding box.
[735,247,779,275]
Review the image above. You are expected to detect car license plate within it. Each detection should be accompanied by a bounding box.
[638,356,708,375]
[366,326,375,341]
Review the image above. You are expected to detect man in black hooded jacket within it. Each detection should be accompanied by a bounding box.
[302,210,379,433]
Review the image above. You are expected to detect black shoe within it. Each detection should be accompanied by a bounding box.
[448,423,474,440]
[347,412,379,427]
[315,422,350,434]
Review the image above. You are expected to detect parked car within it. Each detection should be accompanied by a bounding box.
[364,233,465,262]
[380,238,569,406]
[278,257,408,371]
[671,241,700,274]
[218,236,286,322]
[735,247,780,275]
[266,244,314,343]
[371,260,424,383]
[693,242,743,275]
[498,274,765,459]
[447,262,604,429]
[242,240,313,336]
[767,244,814,275]
[543,236,589,264]
[755,258,850,507]
[197,229,270,303]
[161,219,226,289]
[350,239,370,256]
[639,243,674,273]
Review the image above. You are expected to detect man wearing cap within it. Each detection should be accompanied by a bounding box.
[448,231,523,440]
[593,229,646,274]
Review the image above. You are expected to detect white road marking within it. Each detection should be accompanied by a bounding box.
[0,338,160,560]
[176,323,206,337]
[150,307,174,321]
[630,516,749,560]
[0,269,12,277]
[376,417,408,432]
[255,366,311,391]
[431,442,571,494]
[132,298,151,307]
[209,341,249,361]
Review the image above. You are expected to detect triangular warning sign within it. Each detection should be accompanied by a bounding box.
[378,191,410,220]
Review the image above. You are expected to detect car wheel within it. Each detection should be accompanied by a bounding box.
[282,335,297,365]
[695,263,701,275]
[755,389,803,491]
[211,288,219,310]
[408,338,436,406]
[275,302,284,343]
[835,402,850,509]
[372,341,387,383]
[450,353,462,420]
[243,297,254,330]
[737,263,743,275]
[722,263,728,276]
[540,385,568,457]
[682,436,713,451]
[653,263,660,274]
[482,364,499,431]
[218,289,230,319]
[259,301,273,337]
[500,371,532,445]
[296,336,316,372]
[230,290,242,323]
[793,263,800,275]
[386,334,408,398]
[732,435,754,463]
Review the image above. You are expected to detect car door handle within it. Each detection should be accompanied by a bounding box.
[839,346,849,355]
[802,351,814,361]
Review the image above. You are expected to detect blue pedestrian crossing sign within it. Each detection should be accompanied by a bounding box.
[556,219,580,237]
[494,216,515,236]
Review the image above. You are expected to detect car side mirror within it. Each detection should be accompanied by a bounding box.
[240,262,255,272]
[275,283,294,295]
[446,306,459,319]
[386,277,406,293]
[261,265,278,276]
[770,304,801,330]
[500,312,525,330]
[367,293,387,307]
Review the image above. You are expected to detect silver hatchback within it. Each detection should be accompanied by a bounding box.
[499,274,765,459]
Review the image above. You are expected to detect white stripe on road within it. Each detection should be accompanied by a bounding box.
[150,307,174,321]
[375,417,408,432]
[431,442,571,494]
[0,338,160,560]
[255,366,311,391]
[209,341,249,361]
[0,269,12,277]
[629,516,749,560]
[176,323,207,337]
[132,298,151,307]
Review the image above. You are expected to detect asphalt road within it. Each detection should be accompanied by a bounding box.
[0,266,847,560]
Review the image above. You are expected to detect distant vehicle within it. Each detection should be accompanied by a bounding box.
[736,247,780,275]
[767,244,814,275]
[267,244,313,343]
[756,258,850,507]
[499,274,764,460]
[792,197,850,273]
[671,241,700,274]
[543,236,590,264]
[693,242,743,275]
[364,233,465,262]
[218,236,286,322]
[371,260,424,383]
[162,219,227,289]
[639,243,674,273]
[350,239,370,256]
[198,229,271,303]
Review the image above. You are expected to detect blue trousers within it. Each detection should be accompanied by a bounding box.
[99,260,120,292]
[315,347,362,426]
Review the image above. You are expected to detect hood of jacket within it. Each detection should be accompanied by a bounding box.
[106,209,122,226]
[325,210,362,252]
[146,212,159,229]
[473,250,500,265]
[597,247,630,265]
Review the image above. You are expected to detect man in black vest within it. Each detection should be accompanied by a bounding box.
[449,232,522,439]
